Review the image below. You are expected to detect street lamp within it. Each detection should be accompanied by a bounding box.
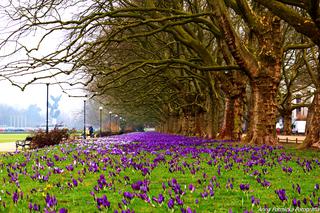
[46,83,49,134]
[99,106,103,137]
[109,111,112,133]
[119,117,123,133]
[83,99,87,139]
[115,114,118,132]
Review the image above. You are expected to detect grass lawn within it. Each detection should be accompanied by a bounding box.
[0,132,318,212]
[0,133,30,143]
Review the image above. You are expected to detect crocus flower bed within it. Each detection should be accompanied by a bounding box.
[0,132,319,212]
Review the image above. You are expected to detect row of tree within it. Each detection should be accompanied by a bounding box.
[0,0,319,147]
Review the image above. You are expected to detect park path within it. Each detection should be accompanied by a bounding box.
[0,142,16,152]
[0,135,307,153]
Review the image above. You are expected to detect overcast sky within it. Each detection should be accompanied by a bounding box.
[0,1,87,116]
[0,80,84,115]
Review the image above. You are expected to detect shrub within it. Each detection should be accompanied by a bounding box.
[31,128,69,149]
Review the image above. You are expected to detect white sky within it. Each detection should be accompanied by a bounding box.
[0,1,87,115]
[0,80,84,115]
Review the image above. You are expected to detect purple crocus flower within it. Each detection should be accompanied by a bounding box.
[97,174,107,189]
[188,184,195,192]
[12,191,19,204]
[167,198,174,209]
[138,193,150,203]
[59,208,68,213]
[297,184,301,194]
[33,203,40,211]
[176,195,183,205]
[122,199,128,206]
[201,191,208,199]
[96,195,110,209]
[315,184,319,190]
[310,199,315,207]
[65,164,74,171]
[123,192,134,200]
[158,194,164,204]
[131,180,143,191]
[72,178,78,187]
[141,168,150,176]
[275,189,287,202]
[28,202,33,210]
[152,196,158,203]
[239,183,250,191]
[162,182,166,191]
[303,198,307,205]
[45,193,57,208]
[28,202,40,212]
[256,178,261,183]
[261,179,271,188]
[292,198,298,208]
[152,194,164,204]
[251,196,260,205]
[186,207,194,213]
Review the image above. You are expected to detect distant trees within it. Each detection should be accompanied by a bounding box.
[0,104,42,127]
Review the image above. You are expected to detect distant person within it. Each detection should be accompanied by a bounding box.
[89,126,94,138]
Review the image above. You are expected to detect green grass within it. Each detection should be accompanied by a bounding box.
[0,133,30,143]
[0,141,318,212]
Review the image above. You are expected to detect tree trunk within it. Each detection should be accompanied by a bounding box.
[188,114,196,136]
[219,94,244,141]
[207,103,219,138]
[195,112,206,137]
[219,98,234,140]
[181,113,187,135]
[282,112,292,135]
[299,91,320,148]
[234,94,244,141]
[245,77,278,145]
[173,115,181,134]
[201,112,208,137]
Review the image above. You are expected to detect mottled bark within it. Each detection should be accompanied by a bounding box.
[211,0,282,145]
[195,112,207,137]
[299,91,320,148]
[282,112,292,135]
[245,77,279,145]
[219,96,243,141]
[206,93,219,138]
[219,98,234,140]
[234,95,245,140]
[218,73,246,141]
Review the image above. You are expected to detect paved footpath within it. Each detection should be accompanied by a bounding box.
[0,142,16,152]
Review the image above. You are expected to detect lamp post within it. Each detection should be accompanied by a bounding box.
[46,83,49,134]
[83,99,86,139]
[114,115,118,132]
[109,111,112,133]
[99,106,103,137]
[119,116,123,133]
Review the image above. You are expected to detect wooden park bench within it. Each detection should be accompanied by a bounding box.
[16,136,32,150]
